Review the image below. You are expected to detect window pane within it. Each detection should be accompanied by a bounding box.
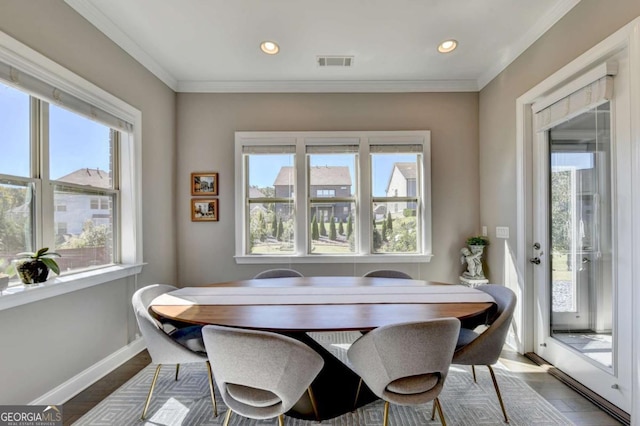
[248,154,294,199]
[308,154,356,197]
[372,202,418,254]
[0,83,30,177]
[53,188,114,271]
[49,104,113,188]
[0,181,33,263]
[248,202,294,254]
[371,153,420,198]
[310,203,355,254]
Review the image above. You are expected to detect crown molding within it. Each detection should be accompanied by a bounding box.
[476,0,581,90]
[176,79,479,93]
[64,0,178,91]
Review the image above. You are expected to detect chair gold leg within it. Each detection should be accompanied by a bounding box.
[308,386,320,421]
[434,397,447,426]
[353,377,363,409]
[175,363,180,381]
[472,365,477,383]
[430,399,436,420]
[222,409,232,426]
[206,361,218,417]
[383,400,390,426]
[141,364,162,420]
[487,365,509,423]
[278,414,284,426]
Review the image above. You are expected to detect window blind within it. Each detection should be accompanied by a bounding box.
[370,144,423,153]
[306,145,359,154]
[242,145,295,154]
[0,61,133,133]
[534,76,613,132]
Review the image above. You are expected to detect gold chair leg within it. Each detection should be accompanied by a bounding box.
[278,414,284,426]
[487,365,509,423]
[206,361,218,417]
[308,386,320,421]
[141,364,162,420]
[472,365,477,383]
[353,377,363,409]
[222,409,232,426]
[175,363,180,381]
[383,400,390,426]
[434,397,447,426]
[430,399,436,420]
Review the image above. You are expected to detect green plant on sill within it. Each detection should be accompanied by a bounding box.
[0,258,16,278]
[466,235,490,246]
[13,247,62,285]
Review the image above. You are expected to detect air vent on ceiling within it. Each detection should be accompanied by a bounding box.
[317,56,354,67]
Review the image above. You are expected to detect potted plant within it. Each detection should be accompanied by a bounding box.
[14,247,61,285]
[466,235,490,247]
[0,258,15,292]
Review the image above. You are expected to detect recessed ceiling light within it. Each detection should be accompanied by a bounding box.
[260,41,280,55]
[437,39,458,53]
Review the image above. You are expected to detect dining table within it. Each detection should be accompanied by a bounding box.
[149,276,496,420]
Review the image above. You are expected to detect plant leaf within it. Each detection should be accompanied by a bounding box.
[40,258,60,275]
[36,247,49,257]
[16,251,36,258]
[42,252,62,258]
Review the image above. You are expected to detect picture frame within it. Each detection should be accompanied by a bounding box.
[191,172,218,196]
[191,198,219,222]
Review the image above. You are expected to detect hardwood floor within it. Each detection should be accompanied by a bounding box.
[62,350,151,425]
[63,348,624,425]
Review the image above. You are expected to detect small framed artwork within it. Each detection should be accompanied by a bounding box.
[191,172,218,196]
[191,199,219,222]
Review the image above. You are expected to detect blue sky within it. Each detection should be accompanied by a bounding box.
[0,83,110,180]
[249,152,417,196]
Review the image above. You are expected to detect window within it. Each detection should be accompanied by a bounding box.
[0,34,142,292]
[235,131,431,262]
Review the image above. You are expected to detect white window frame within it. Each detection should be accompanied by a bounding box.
[234,131,432,264]
[0,30,143,311]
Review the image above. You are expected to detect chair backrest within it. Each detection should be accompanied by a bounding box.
[132,284,204,364]
[453,284,517,366]
[253,268,303,279]
[347,318,460,403]
[363,269,412,280]
[202,325,324,418]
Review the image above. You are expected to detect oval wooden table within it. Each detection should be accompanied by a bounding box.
[150,277,496,420]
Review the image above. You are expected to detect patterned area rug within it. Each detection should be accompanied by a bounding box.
[74,333,573,425]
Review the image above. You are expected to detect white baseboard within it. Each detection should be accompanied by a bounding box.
[30,338,146,405]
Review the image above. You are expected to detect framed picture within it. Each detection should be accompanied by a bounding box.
[191,199,219,222]
[191,172,218,196]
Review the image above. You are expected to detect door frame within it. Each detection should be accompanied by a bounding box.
[516,17,640,420]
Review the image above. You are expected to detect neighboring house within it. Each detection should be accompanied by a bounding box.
[54,168,112,239]
[248,186,267,213]
[273,166,352,221]
[385,162,417,214]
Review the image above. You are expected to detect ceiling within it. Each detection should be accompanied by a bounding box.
[65,0,580,93]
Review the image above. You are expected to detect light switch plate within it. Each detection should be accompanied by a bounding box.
[496,226,509,239]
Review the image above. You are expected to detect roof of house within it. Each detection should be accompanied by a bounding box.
[394,162,416,179]
[249,187,265,198]
[57,168,112,189]
[274,166,352,186]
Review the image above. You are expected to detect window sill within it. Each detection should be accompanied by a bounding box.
[234,254,433,264]
[0,263,144,312]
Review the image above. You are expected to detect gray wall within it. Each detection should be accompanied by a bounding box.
[176,92,479,284]
[478,0,640,284]
[0,1,176,403]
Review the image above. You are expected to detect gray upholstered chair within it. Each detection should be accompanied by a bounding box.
[347,318,461,426]
[253,268,303,279]
[132,284,217,420]
[452,284,517,423]
[202,325,324,426]
[363,269,413,279]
